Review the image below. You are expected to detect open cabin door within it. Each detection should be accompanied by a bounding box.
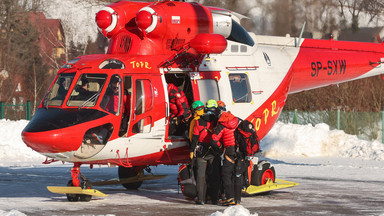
[164,71,221,141]
[120,74,165,138]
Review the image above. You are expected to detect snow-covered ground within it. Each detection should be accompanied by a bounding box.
[1,119,384,216]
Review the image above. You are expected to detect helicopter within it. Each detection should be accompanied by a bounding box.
[21,0,384,201]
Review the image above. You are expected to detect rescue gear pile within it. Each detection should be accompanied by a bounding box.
[177,164,197,199]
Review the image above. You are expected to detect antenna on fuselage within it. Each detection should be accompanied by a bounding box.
[297,21,306,47]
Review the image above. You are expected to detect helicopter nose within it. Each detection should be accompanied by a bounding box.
[21,129,80,153]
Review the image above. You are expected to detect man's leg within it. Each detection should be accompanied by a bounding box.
[196,157,208,204]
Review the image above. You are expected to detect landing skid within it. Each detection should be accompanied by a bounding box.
[46,163,167,202]
[47,186,108,197]
[242,178,299,195]
[93,174,167,186]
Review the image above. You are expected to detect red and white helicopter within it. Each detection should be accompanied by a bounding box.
[21,0,384,201]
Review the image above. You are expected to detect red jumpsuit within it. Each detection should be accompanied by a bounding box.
[167,83,191,120]
[191,113,220,204]
[211,111,239,203]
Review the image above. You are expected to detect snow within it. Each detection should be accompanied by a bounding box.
[211,205,258,216]
[0,120,45,166]
[0,119,384,215]
[263,122,384,161]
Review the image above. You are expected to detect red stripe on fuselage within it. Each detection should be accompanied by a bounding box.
[244,69,293,140]
[290,38,384,93]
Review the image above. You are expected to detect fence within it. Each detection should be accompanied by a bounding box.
[0,101,31,120]
[279,109,384,143]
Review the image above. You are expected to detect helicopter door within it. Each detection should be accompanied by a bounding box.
[125,75,157,137]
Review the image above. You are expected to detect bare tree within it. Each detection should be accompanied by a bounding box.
[335,0,384,32]
[0,0,49,117]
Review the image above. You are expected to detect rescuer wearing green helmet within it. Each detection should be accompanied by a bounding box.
[190,99,221,205]
[189,100,205,143]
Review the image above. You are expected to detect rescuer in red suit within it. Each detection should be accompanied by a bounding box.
[190,100,220,205]
[167,83,191,135]
[210,111,239,206]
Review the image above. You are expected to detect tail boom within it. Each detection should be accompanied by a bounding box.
[289,39,384,93]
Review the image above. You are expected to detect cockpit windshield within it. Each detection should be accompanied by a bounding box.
[67,74,108,107]
[43,73,108,108]
[43,73,75,107]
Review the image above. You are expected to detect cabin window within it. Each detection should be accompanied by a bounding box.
[135,79,153,115]
[43,73,75,106]
[240,45,247,52]
[231,45,239,52]
[227,20,255,47]
[228,73,252,103]
[197,79,220,103]
[100,75,122,115]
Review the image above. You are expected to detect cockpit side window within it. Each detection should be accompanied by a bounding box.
[100,75,122,115]
[67,74,108,107]
[43,73,75,106]
[227,20,255,46]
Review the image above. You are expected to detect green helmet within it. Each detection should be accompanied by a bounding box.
[206,99,218,108]
[192,100,204,111]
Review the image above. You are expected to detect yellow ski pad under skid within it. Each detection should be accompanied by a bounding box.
[243,178,299,195]
[92,174,167,186]
[47,186,108,197]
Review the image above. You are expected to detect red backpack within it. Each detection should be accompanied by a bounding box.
[235,120,259,157]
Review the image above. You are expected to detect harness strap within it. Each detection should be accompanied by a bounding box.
[225,154,235,164]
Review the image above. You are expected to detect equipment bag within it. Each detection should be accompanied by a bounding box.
[177,164,197,199]
[235,120,259,157]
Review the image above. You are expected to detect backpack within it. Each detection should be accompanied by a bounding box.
[235,120,259,157]
[177,164,197,199]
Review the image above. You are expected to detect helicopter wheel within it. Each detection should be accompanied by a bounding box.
[79,180,93,202]
[66,180,79,202]
[118,166,144,189]
[251,160,276,186]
